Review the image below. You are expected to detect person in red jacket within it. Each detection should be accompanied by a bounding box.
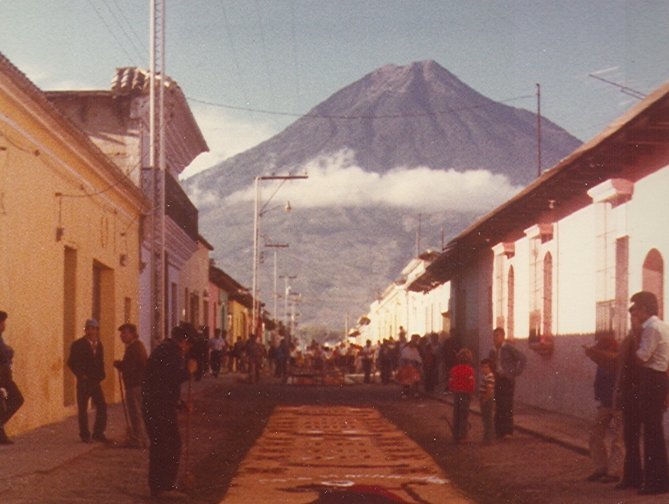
[448,348,475,442]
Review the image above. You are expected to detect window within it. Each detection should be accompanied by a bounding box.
[529,237,542,343]
[543,253,553,337]
[507,266,515,339]
[494,253,505,329]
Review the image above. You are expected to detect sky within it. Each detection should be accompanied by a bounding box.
[2,0,668,181]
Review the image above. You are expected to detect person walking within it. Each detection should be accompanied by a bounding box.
[361,339,375,384]
[142,325,197,500]
[583,334,623,484]
[0,311,24,445]
[489,327,526,439]
[246,335,265,384]
[208,329,225,378]
[398,334,423,398]
[113,323,148,449]
[628,291,669,495]
[67,319,108,443]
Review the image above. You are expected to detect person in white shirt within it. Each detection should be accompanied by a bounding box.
[629,291,669,495]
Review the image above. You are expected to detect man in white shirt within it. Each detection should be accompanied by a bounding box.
[629,291,669,495]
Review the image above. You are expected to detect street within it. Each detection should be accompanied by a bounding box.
[1,372,667,503]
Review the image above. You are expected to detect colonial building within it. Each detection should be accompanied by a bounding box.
[358,250,449,344]
[414,79,669,420]
[209,264,252,344]
[0,53,148,433]
[46,67,210,350]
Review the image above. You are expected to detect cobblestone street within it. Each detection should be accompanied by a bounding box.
[0,373,668,503]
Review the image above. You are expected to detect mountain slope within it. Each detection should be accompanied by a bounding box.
[188,60,580,200]
[186,61,582,329]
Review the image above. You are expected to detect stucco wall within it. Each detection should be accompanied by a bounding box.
[0,75,143,434]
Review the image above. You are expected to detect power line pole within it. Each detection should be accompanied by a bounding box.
[265,242,289,324]
[251,175,307,338]
[149,0,166,347]
[536,83,542,178]
[280,274,296,343]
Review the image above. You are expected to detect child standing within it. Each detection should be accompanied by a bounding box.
[448,348,475,442]
[479,358,496,444]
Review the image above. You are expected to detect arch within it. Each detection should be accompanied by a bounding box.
[642,249,664,319]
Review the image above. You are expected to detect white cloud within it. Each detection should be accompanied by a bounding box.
[225,149,523,213]
[181,105,276,179]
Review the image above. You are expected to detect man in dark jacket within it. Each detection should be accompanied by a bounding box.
[0,311,24,444]
[489,327,526,438]
[113,323,148,448]
[67,319,107,443]
[142,325,197,499]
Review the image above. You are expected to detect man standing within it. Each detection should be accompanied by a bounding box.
[0,311,24,444]
[67,319,107,443]
[583,334,623,483]
[246,334,265,384]
[113,323,148,448]
[142,325,197,499]
[489,327,526,439]
[208,329,225,378]
[361,339,375,384]
[629,291,669,495]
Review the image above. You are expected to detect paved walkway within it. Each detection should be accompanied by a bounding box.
[426,389,590,456]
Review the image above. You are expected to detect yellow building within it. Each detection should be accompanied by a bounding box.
[0,53,148,434]
[46,67,210,350]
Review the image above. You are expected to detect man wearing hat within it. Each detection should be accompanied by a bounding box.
[67,319,108,443]
[113,323,148,448]
[628,291,669,495]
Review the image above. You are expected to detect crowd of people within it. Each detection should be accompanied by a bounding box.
[0,289,667,498]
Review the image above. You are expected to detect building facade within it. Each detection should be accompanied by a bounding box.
[0,53,148,433]
[413,80,669,420]
[46,67,210,350]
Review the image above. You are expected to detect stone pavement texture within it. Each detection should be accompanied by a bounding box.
[0,373,591,497]
[224,405,470,503]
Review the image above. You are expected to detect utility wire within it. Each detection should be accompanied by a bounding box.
[289,0,300,111]
[187,94,535,120]
[220,0,251,108]
[253,0,276,108]
[86,0,139,64]
[108,0,148,61]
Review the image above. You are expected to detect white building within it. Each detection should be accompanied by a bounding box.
[416,80,669,420]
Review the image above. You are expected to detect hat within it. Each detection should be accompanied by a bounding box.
[630,291,659,316]
[85,319,99,328]
[118,323,137,333]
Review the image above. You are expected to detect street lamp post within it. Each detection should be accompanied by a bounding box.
[280,274,296,335]
[265,241,289,324]
[251,175,307,339]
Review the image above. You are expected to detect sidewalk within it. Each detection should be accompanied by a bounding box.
[426,389,590,455]
[0,376,215,494]
[346,371,592,455]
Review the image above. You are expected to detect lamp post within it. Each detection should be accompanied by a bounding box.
[265,241,289,324]
[251,175,307,339]
[280,274,296,342]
